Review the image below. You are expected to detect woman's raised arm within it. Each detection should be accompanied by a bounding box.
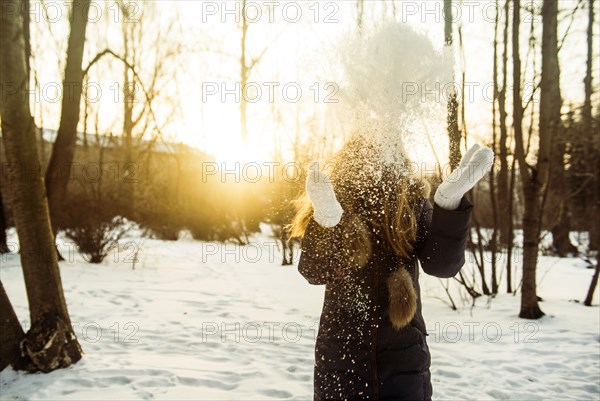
[415,197,473,278]
[297,218,344,285]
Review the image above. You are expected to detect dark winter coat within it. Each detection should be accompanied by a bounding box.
[298,196,473,401]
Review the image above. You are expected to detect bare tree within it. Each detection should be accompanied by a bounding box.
[239,0,272,143]
[0,0,83,371]
[497,0,516,293]
[513,0,545,319]
[548,2,577,257]
[0,280,27,370]
[488,0,502,294]
[120,0,142,214]
[497,0,512,252]
[240,0,250,143]
[583,0,598,251]
[583,0,599,307]
[444,0,461,169]
[44,0,92,236]
[76,1,183,219]
[514,0,565,318]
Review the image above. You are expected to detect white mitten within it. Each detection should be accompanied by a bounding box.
[306,161,344,228]
[434,144,495,210]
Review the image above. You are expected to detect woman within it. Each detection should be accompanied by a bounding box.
[291,137,493,401]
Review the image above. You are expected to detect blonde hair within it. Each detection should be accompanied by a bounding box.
[380,176,429,257]
[289,137,430,266]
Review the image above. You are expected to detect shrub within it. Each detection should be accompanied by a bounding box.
[64,216,130,264]
[137,208,185,241]
[61,193,131,264]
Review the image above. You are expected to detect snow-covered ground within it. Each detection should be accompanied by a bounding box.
[1,226,599,400]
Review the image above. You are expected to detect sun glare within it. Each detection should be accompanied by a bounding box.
[199,118,270,166]
[212,139,270,166]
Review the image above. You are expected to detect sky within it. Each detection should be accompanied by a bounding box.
[24,0,600,165]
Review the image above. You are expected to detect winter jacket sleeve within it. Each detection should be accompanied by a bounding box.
[297,216,344,285]
[415,196,473,278]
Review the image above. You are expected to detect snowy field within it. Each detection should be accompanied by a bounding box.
[1,226,599,401]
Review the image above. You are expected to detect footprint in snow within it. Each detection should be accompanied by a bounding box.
[258,389,293,398]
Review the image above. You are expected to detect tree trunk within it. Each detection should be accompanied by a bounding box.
[542,0,575,257]
[550,192,577,256]
[0,189,9,253]
[240,0,249,144]
[513,0,544,319]
[539,0,561,202]
[583,261,599,306]
[506,157,517,293]
[489,0,500,294]
[499,0,515,292]
[122,44,135,217]
[519,194,544,318]
[280,228,291,266]
[583,0,598,251]
[44,0,91,235]
[22,0,31,82]
[0,1,83,372]
[0,280,29,371]
[497,0,511,249]
[593,130,600,250]
[444,0,461,170]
